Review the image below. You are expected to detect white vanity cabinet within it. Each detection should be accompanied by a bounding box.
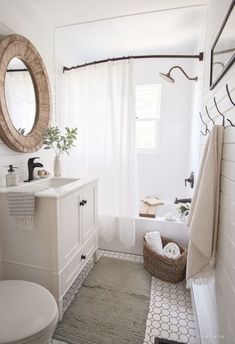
[0,178,98,319]
[59,182,98,299]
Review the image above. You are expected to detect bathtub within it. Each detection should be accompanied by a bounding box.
[99,202,189,255]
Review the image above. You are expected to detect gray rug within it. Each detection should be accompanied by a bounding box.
[54,256,151,344]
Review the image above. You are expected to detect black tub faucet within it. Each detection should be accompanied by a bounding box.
[26,157,43,182]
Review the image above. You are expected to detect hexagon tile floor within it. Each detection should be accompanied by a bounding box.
[49,250,196,344]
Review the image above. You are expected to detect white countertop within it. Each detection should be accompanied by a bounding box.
[0,176,98,198]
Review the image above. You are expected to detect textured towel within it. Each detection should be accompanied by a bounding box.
[145,231,163,255]
[8,192,35,230]
[186,125,224,286]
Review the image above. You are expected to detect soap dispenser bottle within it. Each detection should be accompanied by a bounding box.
[6,165,19,187]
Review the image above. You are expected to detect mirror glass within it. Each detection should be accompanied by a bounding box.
[4,57,36,135]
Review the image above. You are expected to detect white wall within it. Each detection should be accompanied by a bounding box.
[0,0,55,278]
[135,58,202,202]
[0,0,55,185]
[193,0,235,342]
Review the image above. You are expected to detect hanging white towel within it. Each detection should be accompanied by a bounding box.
[8,192,35,230]
[186,125,224,286]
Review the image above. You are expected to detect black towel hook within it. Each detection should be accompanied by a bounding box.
[226,84,235,106]
[225,84,235,126]
[213,94,235,127]
[199,111,210,135]
[213,97,225,126]
[200,129,207,136]
[226,118,235,127]
[205,105,215,124]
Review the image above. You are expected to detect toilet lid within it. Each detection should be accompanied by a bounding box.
[0,280,58,343]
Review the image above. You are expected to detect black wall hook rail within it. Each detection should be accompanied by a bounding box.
[199,111,210,135]
[225,84,235,126]
[226,118,235,127]
[226,84,235,106]
[200,130,207,136]
[205,105,215,124]
[213,87,235,127]
[203,84,235,130]
[213,97,225,126]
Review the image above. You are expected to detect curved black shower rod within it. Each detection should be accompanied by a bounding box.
[63,52,204,72]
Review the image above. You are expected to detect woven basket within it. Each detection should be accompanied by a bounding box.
[143,236,187,283]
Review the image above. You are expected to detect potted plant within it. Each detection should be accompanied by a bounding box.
[175,202,191,222]
[42,126,78,176]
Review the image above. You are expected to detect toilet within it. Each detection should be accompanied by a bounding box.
[0,280,58,344]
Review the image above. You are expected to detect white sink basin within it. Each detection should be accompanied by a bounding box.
[44,178,79,189]
[15,177,80,193]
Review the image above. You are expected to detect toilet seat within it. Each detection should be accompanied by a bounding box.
[0,280,58,344]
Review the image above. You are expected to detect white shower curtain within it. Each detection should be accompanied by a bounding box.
[61,60,137,248]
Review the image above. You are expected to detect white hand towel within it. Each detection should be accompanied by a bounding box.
[8,191,35,230]
[145,231,163,255]
[186,125,224,286]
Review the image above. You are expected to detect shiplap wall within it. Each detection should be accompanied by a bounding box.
[194,0,235,342]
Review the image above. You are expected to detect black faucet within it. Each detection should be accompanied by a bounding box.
[184,171,194,189]
[26,157,43,182]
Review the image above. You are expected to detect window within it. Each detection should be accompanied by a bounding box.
[135,84,161,154]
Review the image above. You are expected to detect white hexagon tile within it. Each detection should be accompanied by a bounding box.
[144,277,196,343]
[49,250,196,344]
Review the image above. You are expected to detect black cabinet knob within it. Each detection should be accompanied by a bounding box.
[81,254,86,260]
[79,200,87,206]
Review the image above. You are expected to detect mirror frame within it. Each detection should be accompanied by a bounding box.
[0,34,51,152]
[210,0,235,90]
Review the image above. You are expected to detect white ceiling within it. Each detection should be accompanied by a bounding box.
[28,0,208,66]
[29,0,208,27]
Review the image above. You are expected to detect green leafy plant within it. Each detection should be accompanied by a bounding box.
[176,202,191,216]
[42,126,78,156]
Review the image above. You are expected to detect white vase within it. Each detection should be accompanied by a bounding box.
[54,155,61,177]
[179,212,186,222]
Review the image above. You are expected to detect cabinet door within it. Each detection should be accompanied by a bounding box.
[60,191,81,266]
[79,182,97,244]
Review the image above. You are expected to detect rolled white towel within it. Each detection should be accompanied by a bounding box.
[145,231,163,255]
[163,242,180,259]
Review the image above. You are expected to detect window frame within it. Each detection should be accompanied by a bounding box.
[135,83,161,155]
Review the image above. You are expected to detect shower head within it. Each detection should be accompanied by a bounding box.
[159,72,175,83]
[159,65,198,83]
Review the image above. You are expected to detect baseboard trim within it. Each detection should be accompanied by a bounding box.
[2,259,51,272]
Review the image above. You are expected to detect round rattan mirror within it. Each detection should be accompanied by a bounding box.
[0,34,51,152]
